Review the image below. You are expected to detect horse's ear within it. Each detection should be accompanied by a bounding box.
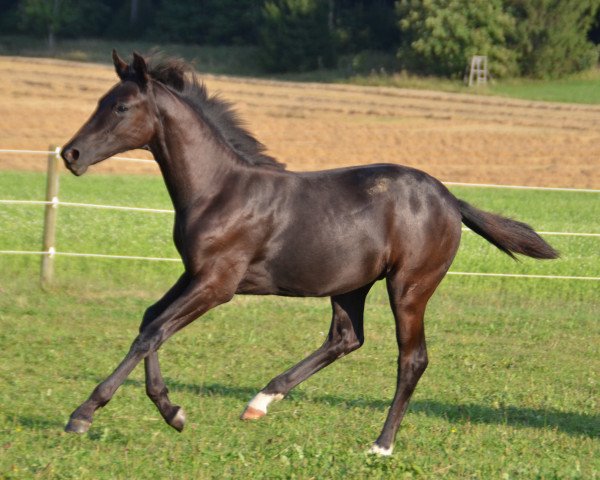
[132,51,149,89]
[112,49,128,80]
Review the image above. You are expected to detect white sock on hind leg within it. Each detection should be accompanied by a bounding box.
[368,444,393,456]
[247,392,284,413]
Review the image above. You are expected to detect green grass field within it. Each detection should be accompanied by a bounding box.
[487,69,600,104]
[348,68,600,105]
[1,170,599,479]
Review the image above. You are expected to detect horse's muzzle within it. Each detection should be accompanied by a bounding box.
[60,146,88,176]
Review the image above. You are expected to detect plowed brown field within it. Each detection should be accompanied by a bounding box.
[1,56,599,188]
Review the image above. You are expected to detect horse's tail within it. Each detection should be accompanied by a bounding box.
[457,199,559,260]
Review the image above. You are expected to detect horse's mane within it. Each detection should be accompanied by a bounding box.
[147,57,285,170]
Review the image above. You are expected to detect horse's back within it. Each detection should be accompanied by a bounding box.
[295,163,461,242]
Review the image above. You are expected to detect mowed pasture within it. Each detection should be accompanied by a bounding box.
[0,56,599,478]
[1,172,598,478]
[1,56,600,188]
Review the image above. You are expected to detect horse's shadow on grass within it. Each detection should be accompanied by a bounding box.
[140,379,598,439]
[6,414,64,430]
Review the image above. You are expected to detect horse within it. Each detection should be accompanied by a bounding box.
[60,51,558,456]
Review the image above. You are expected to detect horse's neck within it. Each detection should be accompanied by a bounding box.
[150,86,238,212]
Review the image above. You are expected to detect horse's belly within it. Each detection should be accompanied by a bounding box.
[238,235,386,297]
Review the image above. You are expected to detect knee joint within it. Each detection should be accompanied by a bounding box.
[132,333,160,355]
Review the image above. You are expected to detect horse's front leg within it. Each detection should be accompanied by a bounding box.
[140,274,190,432]
[144,351,186,432]
[64,274,234,434]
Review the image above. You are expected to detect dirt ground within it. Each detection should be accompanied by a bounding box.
[1,56,599,188]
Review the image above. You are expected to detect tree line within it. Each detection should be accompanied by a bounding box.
[1,0,599,78]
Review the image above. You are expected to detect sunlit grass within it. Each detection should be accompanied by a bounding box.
[487,68,600,104]
[346,68,600,104]
[1,170,598,478]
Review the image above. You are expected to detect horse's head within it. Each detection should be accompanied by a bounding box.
[61,51,156,176]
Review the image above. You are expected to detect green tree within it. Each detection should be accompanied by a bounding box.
[335,0,398,52]
[19,0,72,49]
[258,0,337,72]
[19,0,110,48]
[204,0,262,45]
[102,0,154,40]
[150,1,206,43]
[506,0,600,78]
[396,0,518,78]
[151,0,261,45]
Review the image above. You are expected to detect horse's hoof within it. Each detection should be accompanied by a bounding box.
[367,443,393,457]
[168,407,186,432]
[240,406,266,420]
[240,392,283,420]
[64,418,91,434]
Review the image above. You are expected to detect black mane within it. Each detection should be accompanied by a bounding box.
[147,57,285,170]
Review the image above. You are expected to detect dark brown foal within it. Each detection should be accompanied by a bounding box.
[60,51,557,455]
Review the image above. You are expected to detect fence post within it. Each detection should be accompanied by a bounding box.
[40,145,61,289]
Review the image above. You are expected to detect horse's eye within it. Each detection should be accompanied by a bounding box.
[115,104,129,113]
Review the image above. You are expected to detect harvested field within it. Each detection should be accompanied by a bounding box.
[0,56,599,188]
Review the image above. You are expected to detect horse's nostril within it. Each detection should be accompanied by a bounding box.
[62,147,80,163]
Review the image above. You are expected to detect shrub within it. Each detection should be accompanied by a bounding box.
[396,0,519,78]
[258,0,337,73]
[150,0,261,45]
[506,0,600,78]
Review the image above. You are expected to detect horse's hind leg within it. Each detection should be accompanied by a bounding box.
[241,284,372,420]
[369,270,444,456]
